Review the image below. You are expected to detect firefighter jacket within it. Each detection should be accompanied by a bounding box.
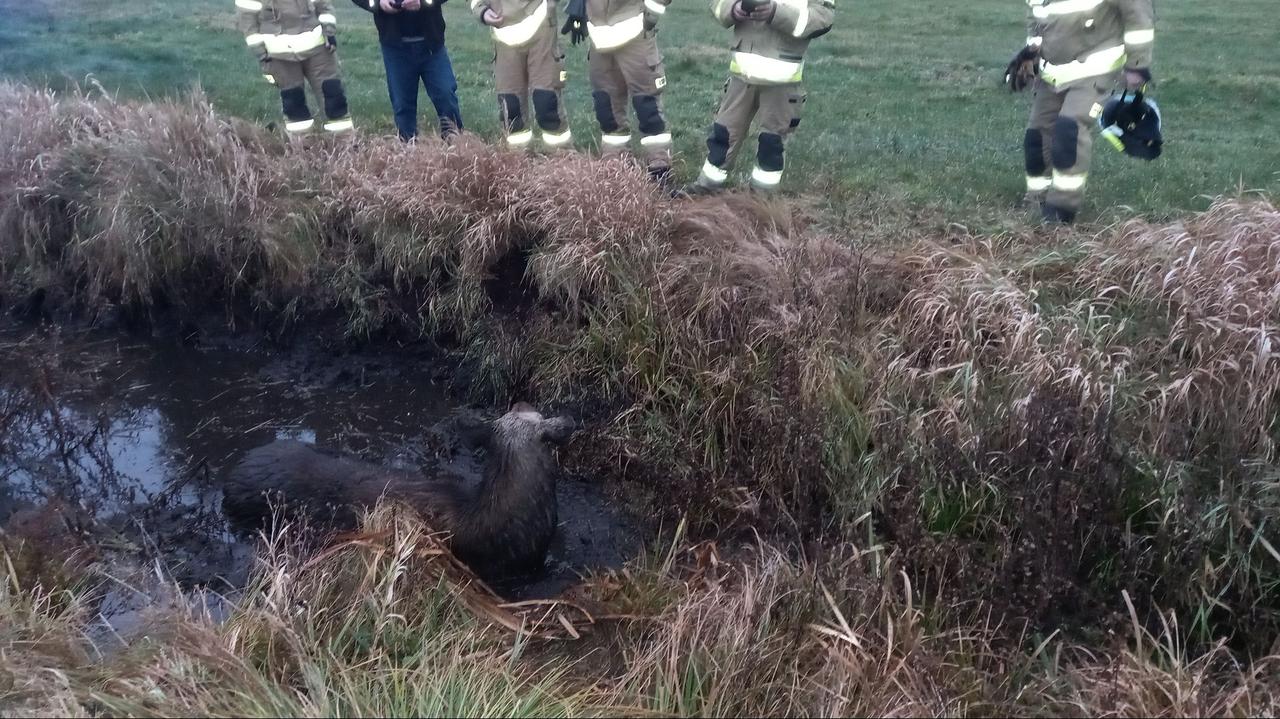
[585,0,673,52]
[471,0,552,47]
[237,0,337,62]
[1026,0,1155,88]
[711,0,835,85]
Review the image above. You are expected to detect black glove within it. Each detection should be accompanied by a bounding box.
[1004,45,1039,92]
[326,35,338,51]
[561,0,588,46]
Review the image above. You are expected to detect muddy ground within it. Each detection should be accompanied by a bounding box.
[0,318,649,621]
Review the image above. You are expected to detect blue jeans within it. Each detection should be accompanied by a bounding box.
[380,41,463,140]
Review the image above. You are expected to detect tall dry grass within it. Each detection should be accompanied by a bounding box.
[3,505,1278,717]
[2,82,1279,663]
[2,507,586,717]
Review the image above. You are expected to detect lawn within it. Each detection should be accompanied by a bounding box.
[2,0,1276,223]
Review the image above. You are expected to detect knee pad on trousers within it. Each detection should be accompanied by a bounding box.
[757,132,785,172]
[632,95,665,135]
[321,79,349,120]
[531,89,561,131]
[592,91,619,133]
[1024,128,1047,175]
[499,93,524,132]
[1052,117,1079,169]
[280,86,310,122]
[706,123,731,167]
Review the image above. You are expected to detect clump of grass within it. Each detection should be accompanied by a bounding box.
[0,83,309,319]
[0,566,96,717]
[1078,198,1280,459]
[1,506,586,717]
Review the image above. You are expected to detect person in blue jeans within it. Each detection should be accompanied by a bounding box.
[352,0,464,140]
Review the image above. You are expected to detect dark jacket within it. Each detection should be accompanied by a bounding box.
[351,0,450,48]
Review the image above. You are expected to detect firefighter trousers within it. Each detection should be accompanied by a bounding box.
[494,19,570,150]
[588,30,670,171]
[267,49,352,134]
[696,76,805,191]
[1024,76,1113,213]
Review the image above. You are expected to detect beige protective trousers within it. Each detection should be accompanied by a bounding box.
[267,49,352,134]
[494,16,570,149]
[1024,75,1114,212]
[696,76,805,191]
[588,31,671,170]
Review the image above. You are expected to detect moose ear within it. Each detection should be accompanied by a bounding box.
[540,417,579,445]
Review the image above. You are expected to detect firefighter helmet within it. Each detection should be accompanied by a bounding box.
[1098,90,1163,161]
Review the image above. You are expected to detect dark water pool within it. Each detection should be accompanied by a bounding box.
[0,323,643,601]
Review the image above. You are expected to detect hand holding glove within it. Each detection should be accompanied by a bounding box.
[561,0,588,46]
[260,58,275,85]
[1124,68,1151,91]
[1004,45,1040,92]
[733,0,774,22]
[326,35,337,51]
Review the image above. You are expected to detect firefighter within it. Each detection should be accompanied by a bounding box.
[685,0,834,195]
[472,0,572,151]
[560,0,673,185]
[237,0,354,136]
[1007,0,1156,224]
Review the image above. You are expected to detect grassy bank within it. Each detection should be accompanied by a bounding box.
[3,505,1278,717]
[2,0,1278,222]
[2,84,1280,714]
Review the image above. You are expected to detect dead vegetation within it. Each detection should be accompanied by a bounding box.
[2,82,1280,714]
[3,506,1278,717]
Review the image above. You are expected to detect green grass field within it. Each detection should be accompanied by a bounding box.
[2,0,1276,223]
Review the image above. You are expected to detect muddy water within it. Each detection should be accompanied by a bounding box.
[0,323,644,601]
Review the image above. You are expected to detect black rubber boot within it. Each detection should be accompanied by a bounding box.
[1041,203,1078,225]
[676,182,722,199]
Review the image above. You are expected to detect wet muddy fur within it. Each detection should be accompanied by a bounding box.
[223,403,577,578]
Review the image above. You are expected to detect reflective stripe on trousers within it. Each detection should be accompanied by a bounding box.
[324,118,354,133]
[542,129,573,147]
[1052,170,1087,191]
[507,128,534,146]
[750,166,782,188]
[698,160,729,186]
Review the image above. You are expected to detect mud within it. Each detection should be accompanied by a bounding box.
[0,320,646,610]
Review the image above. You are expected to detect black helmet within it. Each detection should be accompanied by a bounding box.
[1099,90,1163,161]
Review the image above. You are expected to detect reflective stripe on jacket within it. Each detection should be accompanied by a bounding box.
[471,0,552,47]
[237,0,336,61]
[711,0,835,85]
[586,0,672,52]
[1025,0,1155,88]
